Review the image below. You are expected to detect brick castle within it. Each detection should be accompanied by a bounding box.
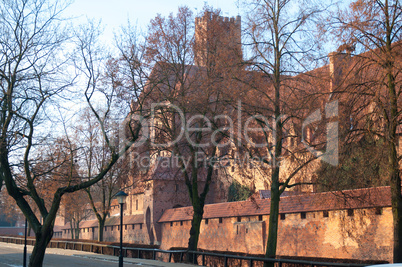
[51,10,401,264]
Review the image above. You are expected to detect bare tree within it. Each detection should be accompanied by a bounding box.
[74,19,152,242]
[75,107,114,242]
[62,190,92,239]
[0,2,147,266]
[76,108,131,242]
[328,0,402,262]
[144,7,234,258]
[244,0,325,264]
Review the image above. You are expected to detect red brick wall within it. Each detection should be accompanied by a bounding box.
[54,206,393,263]
[147,179,228,245]
[159,208,393,262]
[59,224,149,244]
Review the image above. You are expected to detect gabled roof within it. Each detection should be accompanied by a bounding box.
[158,186,391,222]
[60,214,144,230]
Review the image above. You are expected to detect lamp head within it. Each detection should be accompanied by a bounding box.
[115,191,128,204]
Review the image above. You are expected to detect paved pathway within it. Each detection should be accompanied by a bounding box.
[0,242,195,267]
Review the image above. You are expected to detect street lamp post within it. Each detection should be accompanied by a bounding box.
[23,217,27,267]
[115,191,128,267]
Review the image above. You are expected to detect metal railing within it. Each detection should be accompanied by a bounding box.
[0,236,376,267]
[185,250,369,267]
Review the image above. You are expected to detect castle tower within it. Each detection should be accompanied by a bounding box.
[194,11,242,68]
[328,52,350,93]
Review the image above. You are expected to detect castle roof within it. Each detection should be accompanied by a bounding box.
[158,186,391,222]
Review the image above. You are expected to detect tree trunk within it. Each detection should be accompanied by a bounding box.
[75,225,80,240]
[98,217,106,242]
[185,150,216,263]
[29,229,53,267]
[388,99,401,262]
[384,21,402,260]
[264,171,280,267]
[265,59,282,267]
[390,147,402,262]
[187,202,204,263]
[70,224,74,239]
[387,65,402,263]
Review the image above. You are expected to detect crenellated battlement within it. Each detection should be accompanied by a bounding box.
[195,12,241,28]
[194,11,242,67]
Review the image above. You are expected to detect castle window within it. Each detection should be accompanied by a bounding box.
[258,215,263,221]
[132,224,135,230]
[323,211,329,217]
[180,221,183,226]
[136,199,139,210]
[280,214,286,220]
[105,227,107,232]
[125,225,127,230]
[347,209,354,216]
[170,222,173,227]
[237,216,241,222]
[111,226,113,231]
[205,219,208,225]
[301,212,306,219]
[375,207,382,215]
[219,217,223,223]
[140,223,143,229]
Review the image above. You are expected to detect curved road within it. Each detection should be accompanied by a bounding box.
[0,242,192,267]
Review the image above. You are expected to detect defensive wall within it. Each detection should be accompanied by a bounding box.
[56,214,150,244]
[55,186,394,262]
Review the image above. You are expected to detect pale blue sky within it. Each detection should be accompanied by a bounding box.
[66,0,241,43]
